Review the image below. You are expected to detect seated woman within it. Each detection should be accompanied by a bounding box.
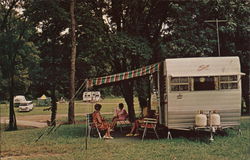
[92,103,113,139]
[126,109,156,137]
[112,103,128,126]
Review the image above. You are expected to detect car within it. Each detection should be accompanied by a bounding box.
[18,101,34,112]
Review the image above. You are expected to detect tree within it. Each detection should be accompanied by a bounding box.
[106,0,172,111]
[0,0,39,130]
[25,0,111,124]
[68,0,76,124]
[83,32,152,121]
[75,0,168,117]
[24,0,71,125]
[108,34,152,121]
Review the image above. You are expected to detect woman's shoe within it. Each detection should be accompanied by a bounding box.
[103,135,109,139]
[103,135,114,139]
[133,133,140,136]
[126,133,133,137]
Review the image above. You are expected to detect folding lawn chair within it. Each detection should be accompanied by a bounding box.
[140,118,159,141]
[86,113,102,139]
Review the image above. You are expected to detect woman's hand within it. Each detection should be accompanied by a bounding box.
[101,116,105,121]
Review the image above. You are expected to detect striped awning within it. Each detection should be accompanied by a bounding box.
[86,63,160,88]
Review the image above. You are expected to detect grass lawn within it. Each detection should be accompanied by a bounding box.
[0,97,140,117]
[1,118,249,160]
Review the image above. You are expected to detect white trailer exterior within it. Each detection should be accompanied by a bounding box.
[159,57,245,130]
[83,91,101,102]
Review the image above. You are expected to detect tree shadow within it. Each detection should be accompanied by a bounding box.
[48,123,230,143]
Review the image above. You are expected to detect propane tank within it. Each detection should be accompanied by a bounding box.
[208,110,221,126]
[195,110,207,127]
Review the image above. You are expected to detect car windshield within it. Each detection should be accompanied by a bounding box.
[20,102,32,106]
[20,103,28,106]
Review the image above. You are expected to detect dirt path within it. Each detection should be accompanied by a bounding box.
[1,153,66,160]
[0,112,114,128]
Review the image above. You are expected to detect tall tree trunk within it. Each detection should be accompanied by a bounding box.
[121,80,135,122]
[68,0,76,124]
[8,73,17,130]
[136,77,151,111]
[248,66,250,115]
[111,0,122,32]
[235,28,250,115]
[50,86,57,126]
[245,54,250,115]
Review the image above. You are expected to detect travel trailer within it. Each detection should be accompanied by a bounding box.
[83,91,101,102]
[14,95,26,107]
[158,57,245,130]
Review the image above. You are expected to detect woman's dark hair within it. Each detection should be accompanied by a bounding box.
[118,103,124,109]
[94,103,102,111]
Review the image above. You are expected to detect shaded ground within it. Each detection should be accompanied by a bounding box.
[1,117,249,160]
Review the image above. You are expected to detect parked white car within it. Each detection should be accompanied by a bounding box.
[18,101,34,112]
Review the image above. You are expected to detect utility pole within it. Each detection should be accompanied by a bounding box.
[204,19,227,56]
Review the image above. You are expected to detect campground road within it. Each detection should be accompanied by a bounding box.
[1,119,48,128]
[0,101,139,128]
[0,101,121,128]
[0,112,114,128]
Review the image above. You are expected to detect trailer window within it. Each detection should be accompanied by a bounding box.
[170,77,189,91]
[193,76,215,91]
[220,75,238,89]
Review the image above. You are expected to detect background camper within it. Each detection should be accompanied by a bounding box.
[14,95,26,107]
[83,91,101,102]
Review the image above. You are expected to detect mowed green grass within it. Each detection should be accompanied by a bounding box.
[0,97,140,117]
[1,118,250,160]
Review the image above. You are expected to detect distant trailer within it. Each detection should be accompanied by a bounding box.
[83,91,101,102]
[14,95,26,107]
[158,57,245,130]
